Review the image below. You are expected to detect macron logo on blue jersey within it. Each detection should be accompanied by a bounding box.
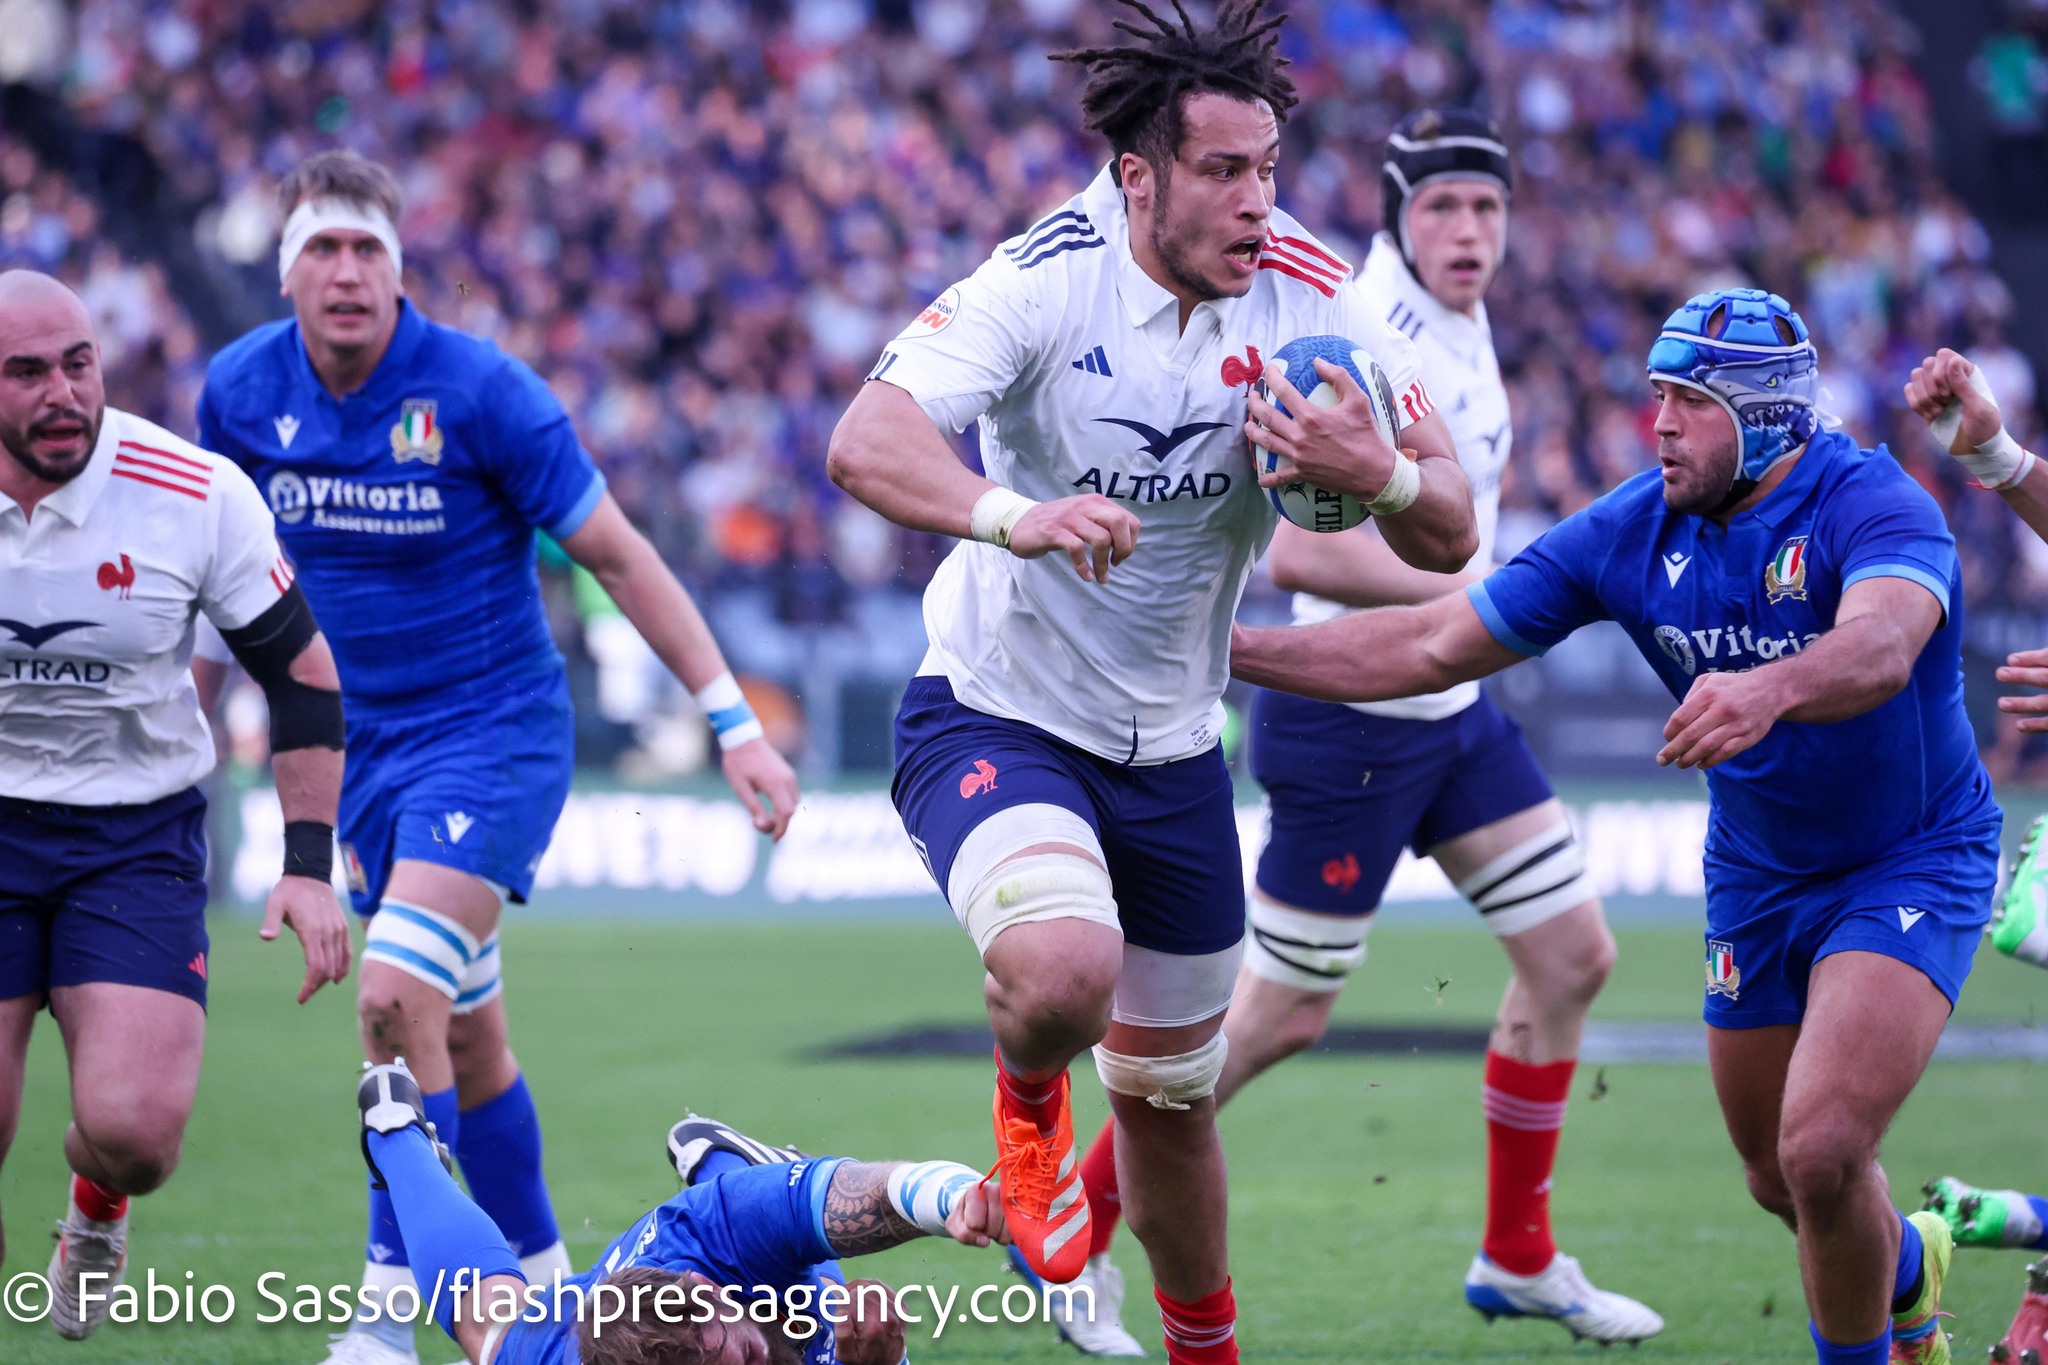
[1072,346,1113,378]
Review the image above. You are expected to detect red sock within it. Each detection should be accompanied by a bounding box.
[995,1051,1063,1134]
[1156,1280,1237,1365]
[72,1174,128,1224]
[1482,1051,1574,1276]
[1079,1117,1120,1255]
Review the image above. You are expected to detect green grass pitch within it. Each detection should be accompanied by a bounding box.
[1,917,2043,1362]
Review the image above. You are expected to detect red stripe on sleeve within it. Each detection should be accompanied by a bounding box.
[110,468,208,500]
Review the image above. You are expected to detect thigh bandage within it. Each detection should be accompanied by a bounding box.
[1244,893,1372,992]
[363,900,484,1002]
[1093,1032,1228,1111]
[1456,822,1593,936]
[948,805,1117,956]
[1110,941,1242,1027]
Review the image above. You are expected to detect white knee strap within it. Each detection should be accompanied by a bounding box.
[452,933,502,1016]
[1093,1033,1228,1111]
[1111,941,1242,1028]
[1456,823,1593,937]
[956,847,1119,958]
[1244,893,1372,993]
[363,900,483,1002]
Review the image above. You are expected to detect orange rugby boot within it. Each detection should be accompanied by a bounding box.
[988,1071,1090,1283]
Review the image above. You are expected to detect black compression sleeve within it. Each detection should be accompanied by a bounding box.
[217,585,345,752]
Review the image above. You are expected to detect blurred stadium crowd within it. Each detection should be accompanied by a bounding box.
[2,0,2046,775]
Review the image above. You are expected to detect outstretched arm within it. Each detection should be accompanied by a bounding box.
[1266,518,1485,608]
[1230,589,1525,703]
[1657,576,1941,769]
[820,1159,1006,1257]
[560,494,800,840]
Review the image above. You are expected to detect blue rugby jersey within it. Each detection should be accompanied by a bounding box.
[493,1160,848,1365]
[198,301,605,714]
[1466,429,1995,879]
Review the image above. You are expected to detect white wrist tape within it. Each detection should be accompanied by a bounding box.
[969,487,1039,550]
[1961,429,2036,492]
[1931,364,2036,490]
[279,197,403,281]
[884,1160,982,1237]
[1364,450,1421,516]
[694,671,764,750]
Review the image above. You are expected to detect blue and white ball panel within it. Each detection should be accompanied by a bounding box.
[892,677,1246,956]
[1256,334,1402,533]
[338,675,575,914]
[1700,817,2000,1029]
[1250,689,1553,917]
[0,787,211,1007]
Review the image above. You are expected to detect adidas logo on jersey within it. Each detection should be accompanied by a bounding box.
[1071,346,1113,378]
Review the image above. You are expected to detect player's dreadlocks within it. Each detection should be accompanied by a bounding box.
[1052,0,1298,184]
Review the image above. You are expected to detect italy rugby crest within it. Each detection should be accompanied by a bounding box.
[390,398,444,465]
[1706,940,1741,1000]
[1764,535,1809,604]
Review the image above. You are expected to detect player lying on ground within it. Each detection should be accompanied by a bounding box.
[0,269,351,1340]
[194,150,800,1365]
[1230,287,1995,1365]
[1053,107,1657,1353]
[828,4,1474,1362]
[356,1062,1007,1365]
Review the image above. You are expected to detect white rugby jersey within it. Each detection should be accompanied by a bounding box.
[1292,233,1513,721]
[874,165,1426,764]
[1,408,294,804]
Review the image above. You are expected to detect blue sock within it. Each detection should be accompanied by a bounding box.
[366,1086,460,1270]
[1892,1210,1925,1313]
[1809,1321,1891,1365]
[368,1124,523,1336]
[2028,1195,2048,1250]
[455,1075,561,1260]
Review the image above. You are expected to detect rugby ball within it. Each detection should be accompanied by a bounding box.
[1253,334,1405,533]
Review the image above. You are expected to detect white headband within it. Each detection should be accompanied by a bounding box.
[278,197,403,282]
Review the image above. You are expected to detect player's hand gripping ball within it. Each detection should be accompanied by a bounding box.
[1253,335,1404,533]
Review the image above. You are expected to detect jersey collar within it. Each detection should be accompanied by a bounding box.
[1362,234,1489,360]
[1086,167,1176,328]
[1742,430,1840,528]
[34,408,120,527]
[292,298,428,402]
[1086,165,1244,332]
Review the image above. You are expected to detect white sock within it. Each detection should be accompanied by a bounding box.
[519,1240,573,1283]
[353,1261,418,1351]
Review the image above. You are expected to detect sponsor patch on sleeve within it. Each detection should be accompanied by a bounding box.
[899,286,961,339]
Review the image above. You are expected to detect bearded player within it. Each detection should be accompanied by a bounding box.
[1061,108,1660,1351]
[828,4,1477,1360]
[198,151,800,1365]
[0,270,351,1340]
[1231,288,1993,1365]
